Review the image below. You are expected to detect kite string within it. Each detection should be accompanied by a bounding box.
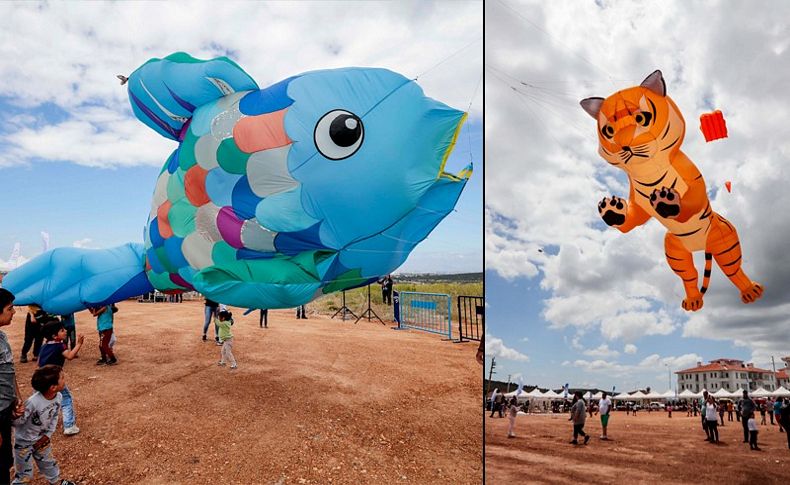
[415,36,482,81]
[495,0,618,92]
[466,72,483,165]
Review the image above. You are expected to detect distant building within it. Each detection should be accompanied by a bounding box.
[777,356,790,388]
[676,358,782,393]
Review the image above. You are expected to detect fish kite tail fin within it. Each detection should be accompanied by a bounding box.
[124,52,259,140]
[1,243,154,315]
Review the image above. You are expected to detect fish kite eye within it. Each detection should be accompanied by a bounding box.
[314,109,364,160]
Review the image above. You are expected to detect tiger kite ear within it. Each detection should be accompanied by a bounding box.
[640,70,666,96]
[580,97,604,119]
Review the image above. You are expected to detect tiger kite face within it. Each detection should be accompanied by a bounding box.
[580,70,686,174]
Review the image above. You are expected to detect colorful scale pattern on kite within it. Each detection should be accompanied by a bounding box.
[132,53,472,310]
[3,52,472,314]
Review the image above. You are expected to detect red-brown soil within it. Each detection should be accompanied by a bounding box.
[485,411,790,484]
[5,300,482,484]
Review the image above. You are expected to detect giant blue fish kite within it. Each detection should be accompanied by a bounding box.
[4,52,471,314]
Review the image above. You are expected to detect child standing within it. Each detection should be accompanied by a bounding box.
[12,364,76,485]
[89,306,116,366]
[38,322,84,436]
[506,397,518,438]
[748,414,760,450]
[216,310,237,370]
[705,396,719,443]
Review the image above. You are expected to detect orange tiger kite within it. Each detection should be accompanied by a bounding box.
[580,70,763,311]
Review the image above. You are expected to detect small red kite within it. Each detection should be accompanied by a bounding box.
[700,110,728,142]
[725,181,732,193]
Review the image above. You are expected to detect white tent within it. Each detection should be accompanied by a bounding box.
[712,388,732,398]
[731,388,746,398]
[613,392,632,400]
[751,387,771,398]
[772,386,790,398]
[591,391,603,400]
[661,389,676,400]
[541,389,563,399]
[630,391,648,400]
[583,391,592,400]
[527,388,545,398]
[643,390,663,400]
[678,389,696,399]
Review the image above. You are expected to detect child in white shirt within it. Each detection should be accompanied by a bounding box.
[747,416,760,451]
[12,364,76,485]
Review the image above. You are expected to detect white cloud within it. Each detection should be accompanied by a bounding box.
[485,334,530,362]
[0,2,483,169]
[485,0,790,363]
[72,238,96,249]
[567,352,703,381]
[583,344,619,358]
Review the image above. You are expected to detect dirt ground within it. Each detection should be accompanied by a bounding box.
[4,300,482,484]
[485,410,790,484]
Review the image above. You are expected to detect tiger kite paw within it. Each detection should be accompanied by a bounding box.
[681,293,704,312]
[650,186,680,219]
[598,196,627,227]
[740,282,764,304]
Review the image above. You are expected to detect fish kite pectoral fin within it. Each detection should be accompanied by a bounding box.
[1,243,153,315]
[126,52,259,140]
[117,75,129,85]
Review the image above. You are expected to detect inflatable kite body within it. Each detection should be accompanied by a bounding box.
[580,70,762,311]
[4,53,471,314]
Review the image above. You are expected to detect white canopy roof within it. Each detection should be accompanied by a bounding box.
[541,389,563,399]
[583,391,592,400]
[731,388,746,398]
[613,392,632,400]
[527,388,545,397]
[751,387,771,398]
[661,390,676,399]
[712,388,732,398]
[591,391,604,400]
[679,389,696,398]
[630,391,648,400]
[772,386,790,397]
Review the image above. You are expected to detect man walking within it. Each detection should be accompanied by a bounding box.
[598,391,612,440]
[569,392,590,445]
[700,390,710,440]
[740,390,756,444]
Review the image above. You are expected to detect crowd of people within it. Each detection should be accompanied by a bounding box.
[489,388,790,451]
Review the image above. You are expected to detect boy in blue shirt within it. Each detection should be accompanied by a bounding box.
[89,306,116,366]
[38,322,84,436]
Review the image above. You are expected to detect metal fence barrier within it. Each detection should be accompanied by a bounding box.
[398,291,452,339]
[457,295,483,342]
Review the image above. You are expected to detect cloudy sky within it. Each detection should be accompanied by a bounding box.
[485,0,790,392]
[0,1,482,274]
